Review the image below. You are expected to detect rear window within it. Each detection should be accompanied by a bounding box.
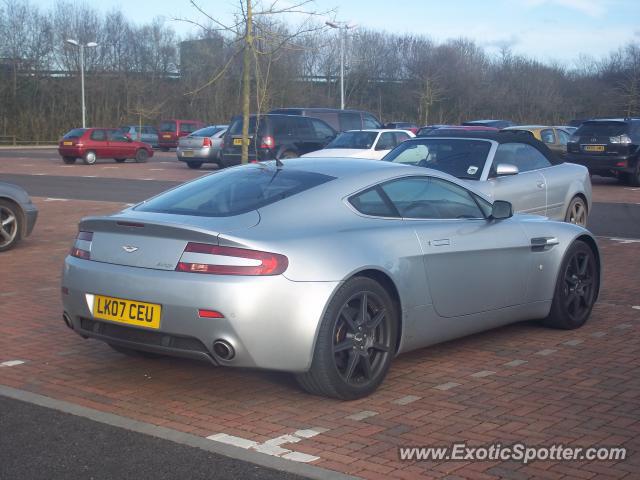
[135,166,335,217]
[385,139,492,180]
[575,121,629,137]
[326,131,378,149]
[160,121,177,132]
[63,128,86,139]
[228,117,259,136]
[191,126,224,137]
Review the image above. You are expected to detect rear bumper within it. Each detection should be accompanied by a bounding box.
[566,153,637,175]
[158,140,178,148]
[221,149,273,165]
[176,146,218,162]
[61,256,339,372]
[58,147,84,157]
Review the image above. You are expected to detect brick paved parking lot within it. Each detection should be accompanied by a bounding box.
[1,156,640,479]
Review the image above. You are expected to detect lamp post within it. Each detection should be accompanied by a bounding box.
[66,39,98,128]
[325,21,357,110]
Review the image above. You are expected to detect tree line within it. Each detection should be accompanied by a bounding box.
[1,0,639,142]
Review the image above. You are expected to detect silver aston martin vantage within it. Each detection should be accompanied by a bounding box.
[61,158,600,399]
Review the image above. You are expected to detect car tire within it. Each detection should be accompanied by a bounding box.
[62,156,76,164]
[135,149,149,163]
[108,343,163,359]
[115,158,126,163]
[627,162,640,187]
[543,240,598,330]
[279,150,298,159]
[186,161,203,169]
[0,199,22,252]
[83,151,97,165]
[295,277,397,399]
[564,196,588,227]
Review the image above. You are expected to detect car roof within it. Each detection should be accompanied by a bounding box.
[503,125,549,130]
[343,129,410,133]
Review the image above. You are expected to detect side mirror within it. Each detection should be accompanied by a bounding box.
[495,163,519,176]
[490,200,513,220]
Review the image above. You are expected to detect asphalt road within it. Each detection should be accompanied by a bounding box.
[0,395,307,480]
[2,172,639,239]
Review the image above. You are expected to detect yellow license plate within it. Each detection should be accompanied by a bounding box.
[163,134,171,139]
[584,145,605,152]
[63,141,73,145]
[93,295,161,329]
[233,138,243,146]
[182,150,194,157]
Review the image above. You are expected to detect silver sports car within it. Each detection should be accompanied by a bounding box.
[385,133,592,227]
[61,159,600,399]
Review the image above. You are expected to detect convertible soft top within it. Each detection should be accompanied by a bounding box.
[423,130,562,165]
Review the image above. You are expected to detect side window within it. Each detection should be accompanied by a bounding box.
[540,129,556,144]
[363,114,381,129]
[339,112,361,131]
[310,119,335,139]
[557,129,570,145]
[181,123,196,134]
[294,117,314,137]
[376,132,396,151]
[90,129,106,141]
[270,117,288,136]
[492,143,551,174]
[348,187,398,217]
[394,132,410,143]
[108,130,128,142]
[381,176,484,219]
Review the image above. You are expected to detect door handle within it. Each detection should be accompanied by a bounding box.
[430,238,450,247]
[537,181,545,188]
[531,237,558,251]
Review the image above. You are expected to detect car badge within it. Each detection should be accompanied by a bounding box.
[122,245,139,253]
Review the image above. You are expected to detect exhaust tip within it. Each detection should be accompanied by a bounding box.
[213,339,235,360]
[62,313,74,330]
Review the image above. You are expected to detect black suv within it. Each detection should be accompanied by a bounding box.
[220,114,337,165]
[566,118,640,186]
[268,108,382,132]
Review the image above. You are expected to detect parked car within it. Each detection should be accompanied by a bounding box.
[269,107,382,132]
[158,119,206,151]
[384,122,419,134]
[58,128,154,165]
[119,125,159,148]
[0,182,38,252]
[302,129,414,160]
[421,125,499,136]
[176,125,228,169]
[556,126,578,135]
[566,118,640,186]
[502,125,572,159]
[416,125,450,136]
[462,119,515,129]
[384,131,592,226]
[61,158,600,399]
[221,114,336,164]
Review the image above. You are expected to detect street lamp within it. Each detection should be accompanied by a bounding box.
[325,21,357,110]
[66,39,98,128]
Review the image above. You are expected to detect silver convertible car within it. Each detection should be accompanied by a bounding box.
[385,132,592,227]
[61,159,600,399]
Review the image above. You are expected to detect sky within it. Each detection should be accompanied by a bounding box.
[34,0,640,65]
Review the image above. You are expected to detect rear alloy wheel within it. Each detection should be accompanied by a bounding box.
[544,240,598,330]
[135,149,149,163]
[564,196,588,227]
[83,150,97,165]
[115,158,126,163]
[62,156,76,164]
[186,161,203,169]
[296,277,397,399]
[108,343,163,359]
[0,200,22,252]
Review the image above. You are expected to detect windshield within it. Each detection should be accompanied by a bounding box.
[159,121,176,132]
[385,139,492,180]
[135,166,335,217]
[325,131,378,149]
[63,128,86,139]
[575,121,628,137]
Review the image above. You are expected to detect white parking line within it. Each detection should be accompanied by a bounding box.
[504,359,527,367]
[591,331,607,338]
[615,324,632,330]
[633,306,640,310]
[434,382,461,391]
[470,370,496,378]
[609,237,640,244]
[346,410,378,421]
[563,339,583,346]
[535,349,557,356]
[44,198,68,202]
[0,360,25,367]
[393,395,421,405]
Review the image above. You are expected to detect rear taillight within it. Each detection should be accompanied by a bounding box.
[260,135,275,149]
[70,231,93,260]
[202,137,212,147]
[176,243,288,276]
[610,134,632,144]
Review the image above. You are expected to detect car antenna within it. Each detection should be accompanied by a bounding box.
[275,157,284,168]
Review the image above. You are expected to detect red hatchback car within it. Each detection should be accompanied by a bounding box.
[158,119,206,150]
[58,128,154,165]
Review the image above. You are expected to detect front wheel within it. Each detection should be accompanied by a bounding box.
[296,277,397,399]
[135,149,149,163]
[626,162,640,187]
[564,196,588,227]
[544,240,598,330]
[186,161,203,169]
[0,200,22,252]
